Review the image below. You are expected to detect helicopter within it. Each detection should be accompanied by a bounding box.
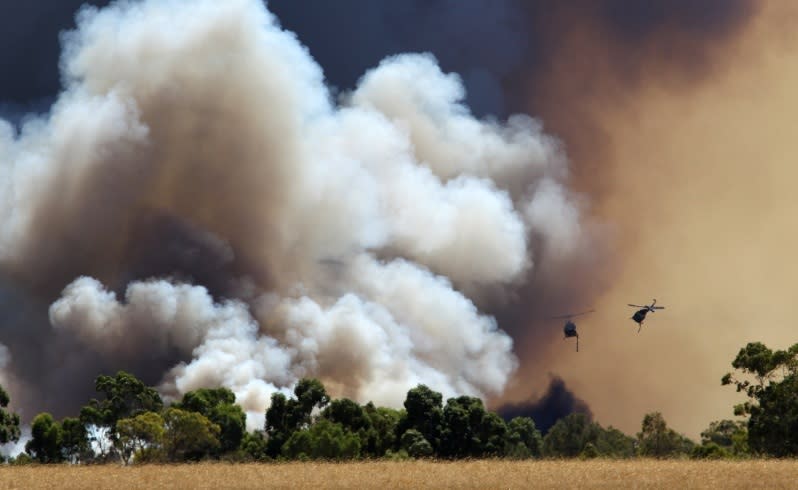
[627,299,665,332]
[549,309,594,352]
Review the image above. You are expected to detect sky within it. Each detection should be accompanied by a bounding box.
[1,0,795,439]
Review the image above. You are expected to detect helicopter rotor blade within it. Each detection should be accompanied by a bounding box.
[652,306,665,309]
[547,309,594,320]
[627,304,645,308]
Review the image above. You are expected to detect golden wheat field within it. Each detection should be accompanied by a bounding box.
[1,460,797,489]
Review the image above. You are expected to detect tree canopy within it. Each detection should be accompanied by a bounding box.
[17,338,798,465]
[26,413,63,463]
[175,388,245,454]
[636,412,693,458]
[0,384,20,446]
[162,407,220,462]
[722,341,798,456]
[80,371,163,432]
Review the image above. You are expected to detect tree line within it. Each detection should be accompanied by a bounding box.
[0,340,796,464]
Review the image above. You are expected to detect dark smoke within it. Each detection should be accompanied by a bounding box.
[0,0,570,429]
[510,0,759,195]
[502,0,762,436]
[498,376,592,435]
[266,0,760,329]
[0,0,762,432]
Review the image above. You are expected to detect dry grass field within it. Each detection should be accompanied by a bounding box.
[1,459,797,489]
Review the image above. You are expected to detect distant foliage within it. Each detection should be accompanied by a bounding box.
[60,417,90,463]
[162,407,221,462]
[505,417,543,458]
[239,431,270,462]
[360,403,402,457]
[722,342,798,456]
[691,442,730,460]
[636,412,694,458]
[397,385,444,454]
[26,369,792,464]
[596,426,636,458]
[264,378,331,458]
[26,413,63,463]
[694,419,748,458]
[175,388,245,455]
[0,384,20,446]
[282,419,361,460]
[80,371,163,462]
[81,371,164,428]
[117,412,165,463]
[543,413,600,457]
[542,413,654,459]
[400,429,433,458]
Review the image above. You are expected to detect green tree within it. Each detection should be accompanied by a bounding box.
[361,403,402,458]
[176,388,245,454]
[162,407,220,462]
[579,442,600,459]
[479,412,509,457]
[264,379,330,458]
[264,392,290,457]
[438,396,509,458]
[117,411,165,463]
[504,416,542,458]
[79,371,163,460]
[0,384,20,445]
[595,426,636,458]
[288,378,330,429]
[440,396,485,458]
[322,398,380,457]
[637,412,693,458]
[691,442,730,459]
[59,417,90,464]
[239,431,270,461]
[25,413,63,463]
[322,398,371,433]
[699,419,748,456]
[80,371,163,427]
[543,413,600,458]
[397,385,443,453]
[9,453,33,465]
[282,419,360,460]
[400,428,433,458]
[722,341,798,456]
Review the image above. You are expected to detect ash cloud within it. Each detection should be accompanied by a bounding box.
[510,0,769,438]
[0,0,586,428]
[498,376,592,434]
[512,0,759,196]
[0,0,762,434]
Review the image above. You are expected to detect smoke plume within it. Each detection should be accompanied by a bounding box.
[498,376,592,434]
[1,0,772,439]
[0,0,587,428]
[508,1,798,439]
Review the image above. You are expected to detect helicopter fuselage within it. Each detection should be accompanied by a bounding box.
[563,321,578,338]
[632,309,648,324]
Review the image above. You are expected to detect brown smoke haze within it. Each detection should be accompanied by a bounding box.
[509,2,798,437]
[3,0,795,440]
[0,0,590,430]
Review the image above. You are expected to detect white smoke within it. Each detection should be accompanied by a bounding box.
[0,343,10,390]
[0,0,586,428]
[0,425,30,460]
